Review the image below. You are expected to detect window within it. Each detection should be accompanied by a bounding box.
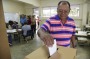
[42,5,80,18]
[42,7,57,17]
[42,7,51,17]
[4,12,19,23]
[51,7,57,16]
[69,5,80,17]
[33,8,39,16]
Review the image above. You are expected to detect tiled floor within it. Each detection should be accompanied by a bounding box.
[10,34,90,59]
[76,45,90,59]
[10,34,43,59]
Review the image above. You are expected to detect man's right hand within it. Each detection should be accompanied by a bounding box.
[38,28,54,47]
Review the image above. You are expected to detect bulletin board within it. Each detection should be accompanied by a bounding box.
[4,12,19,23]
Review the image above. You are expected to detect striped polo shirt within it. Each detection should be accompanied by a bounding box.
[41,15,76,47]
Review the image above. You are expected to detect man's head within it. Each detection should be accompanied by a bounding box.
[57,1,71,20]
[24,22,28,25]
[22,14,25,18]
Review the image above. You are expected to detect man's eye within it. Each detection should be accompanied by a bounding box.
[65,11,68,13]
[59,10,69,13]
[59,10,62,12]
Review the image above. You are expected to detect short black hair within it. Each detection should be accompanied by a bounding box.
[24,22,28,25]
[9,20,13,25]
[58,1,71,9]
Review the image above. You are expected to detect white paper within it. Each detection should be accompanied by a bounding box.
[7,29,16,33]
[48,39,57,56]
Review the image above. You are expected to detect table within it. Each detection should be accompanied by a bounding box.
[86,25,90,28]
[87,33,90,35]
[75,31,87,37]
[75,28,81,31]
[7,29,22,33]
[75,31,90,46]
[7,29,22,42]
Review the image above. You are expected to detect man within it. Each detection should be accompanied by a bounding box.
[22,22,31,43]
[22,22,31,36]
[36,16,41,29]
[38,1,76,48]
[20,14,27,26]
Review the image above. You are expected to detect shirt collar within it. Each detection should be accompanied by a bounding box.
[55,14,60,20]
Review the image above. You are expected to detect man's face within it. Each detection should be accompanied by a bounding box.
[57,4,70,20]
[22,15,25,18]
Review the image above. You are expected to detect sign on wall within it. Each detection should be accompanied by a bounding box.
[4,12,19,23]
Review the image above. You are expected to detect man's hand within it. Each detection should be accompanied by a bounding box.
[38,28,54,47]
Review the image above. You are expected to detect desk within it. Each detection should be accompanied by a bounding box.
[75,33,87,37]
[7,29,22,42]
[75,31,87,37]
[7,29,16,33]
[75,31,90,46]
[86,25,90,28]
[78,37,88,41]
[18,29,22,31]
[7,29,22,33]
[87,33,90,39]
[87,33,90,35]
[75,28,81,31]
[77,37,89,45]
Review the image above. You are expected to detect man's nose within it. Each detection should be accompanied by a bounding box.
[62,11,66,14]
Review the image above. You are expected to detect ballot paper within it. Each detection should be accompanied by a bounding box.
[48,39,57,56]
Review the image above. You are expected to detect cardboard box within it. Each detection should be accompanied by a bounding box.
[25,45,76,59]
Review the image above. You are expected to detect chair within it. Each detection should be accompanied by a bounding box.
[76,31,89,46]
[22,30,34,42]
[27,30,33,39]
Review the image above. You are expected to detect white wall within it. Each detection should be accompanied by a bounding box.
[24,4,35,15]
[40,0,86,7]
[2,0,36,15]
[2,0,26,14]
[18,0,40,7]
[87,3,90,25]
[82,3,88,26]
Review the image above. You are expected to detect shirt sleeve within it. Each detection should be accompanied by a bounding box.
[41,19,51,32]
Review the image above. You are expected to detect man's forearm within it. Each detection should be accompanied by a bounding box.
[71,35,76,48]
[37,28,45,37]
[37,28,54,46]
[37,28,49,37]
